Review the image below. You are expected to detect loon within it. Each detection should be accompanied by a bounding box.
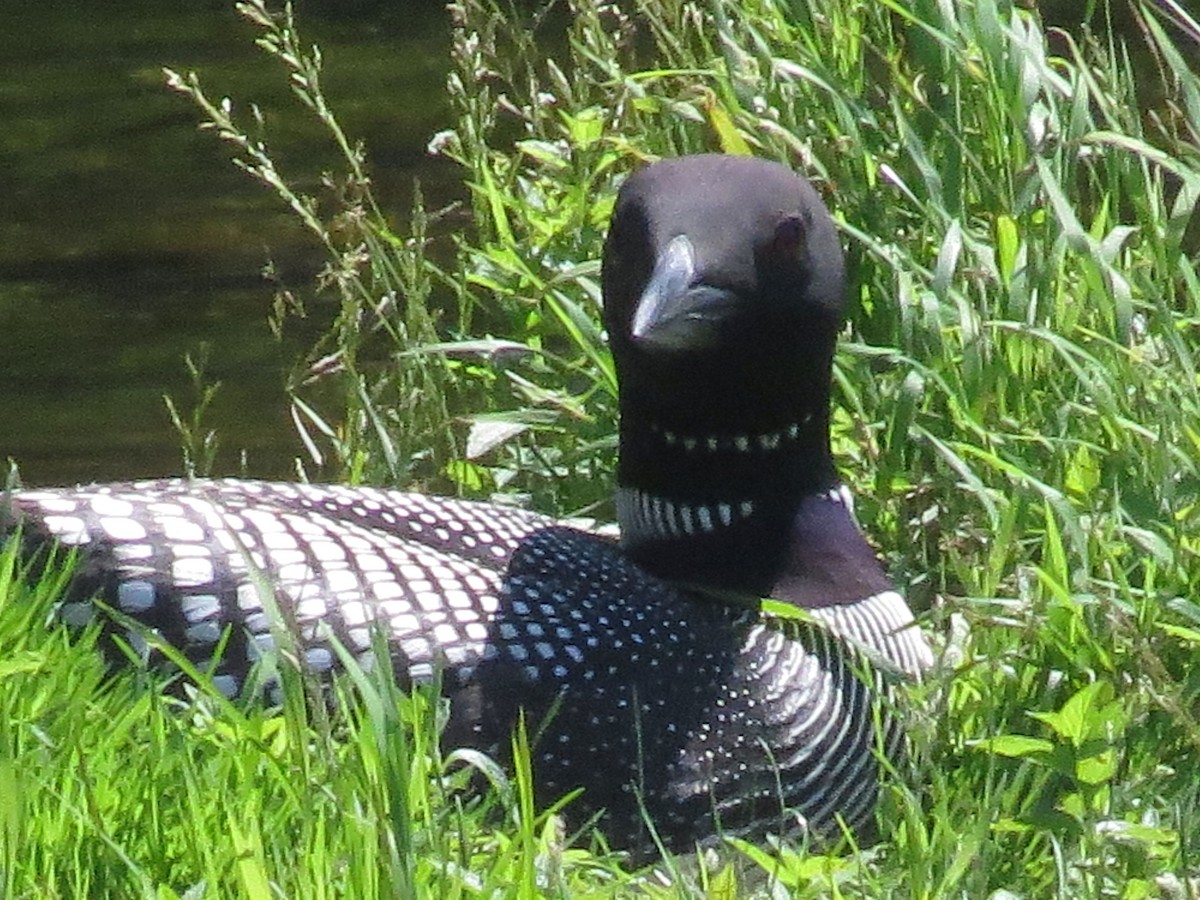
[2,154,932,856]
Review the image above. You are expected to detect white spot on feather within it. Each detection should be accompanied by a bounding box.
[180,594,220,623]
[160,516,204,544]
[42,515,89,545]
[90,496,134,518]
[117,580,156,613]
[173,558,214,587]
[100,518,145,547]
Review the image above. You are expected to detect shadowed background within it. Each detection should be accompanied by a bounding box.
[0,0,456,484]
[0,0,1163,485]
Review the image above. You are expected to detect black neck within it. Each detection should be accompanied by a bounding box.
[616,400,840,598]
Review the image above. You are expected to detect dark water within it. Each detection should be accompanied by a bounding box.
[0,1,457,486]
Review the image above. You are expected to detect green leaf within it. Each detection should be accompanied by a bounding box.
[1159,622,1200,644]
[760,598,818,623]
[1064,444,1100,498]
[443,459,490,492]
[1076,748,1117,785]
[228,817,272,899]
[706,861,739,900]
[699,88,751,156]
[995,213,1019,285]
[971,735,1055,758]
[1029,680,1114,747]
[0,651,44,680]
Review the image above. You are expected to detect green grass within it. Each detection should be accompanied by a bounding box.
[6,0,1200,895]
[0,538,641,898]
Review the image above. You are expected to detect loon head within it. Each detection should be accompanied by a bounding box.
[602,154,851,597]
[604,154,845,364]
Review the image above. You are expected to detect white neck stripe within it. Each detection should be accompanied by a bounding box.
[650,414,814,455]
[616,487,756,543]
[615,484,859,543]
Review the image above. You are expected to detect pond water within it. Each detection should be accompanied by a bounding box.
[0,1,458,485]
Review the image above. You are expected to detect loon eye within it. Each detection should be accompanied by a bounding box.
[770,214,807,261]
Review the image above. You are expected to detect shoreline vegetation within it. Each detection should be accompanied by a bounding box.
[4,0,1200,895]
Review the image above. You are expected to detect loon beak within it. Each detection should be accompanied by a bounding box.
[630,234,740,351]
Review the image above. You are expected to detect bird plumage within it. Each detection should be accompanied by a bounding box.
[2,154,931,857]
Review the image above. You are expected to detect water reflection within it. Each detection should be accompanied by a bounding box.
[0,1,458,485]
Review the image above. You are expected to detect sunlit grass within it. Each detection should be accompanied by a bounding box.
[0,536,650,897]
[5,0,1200,895]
